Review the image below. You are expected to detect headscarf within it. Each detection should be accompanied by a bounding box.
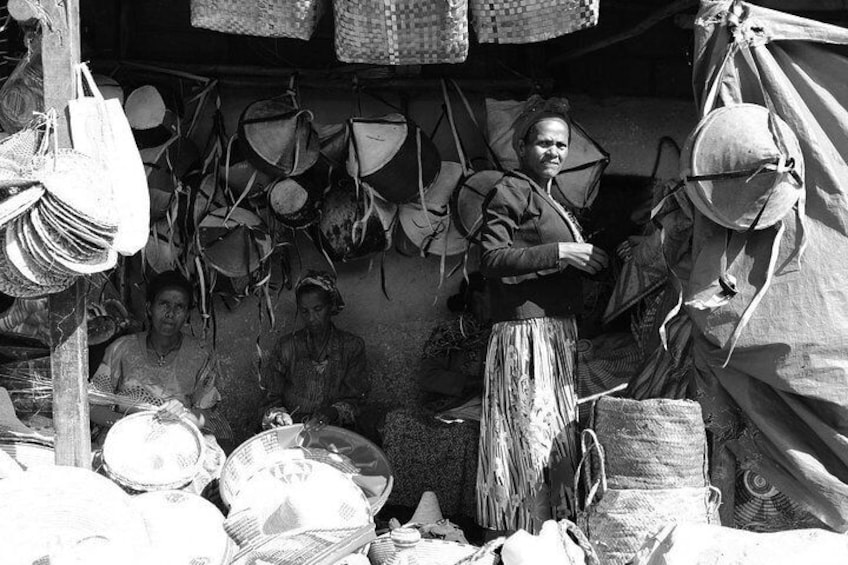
[294,270,345,315]
[511,95,572,157]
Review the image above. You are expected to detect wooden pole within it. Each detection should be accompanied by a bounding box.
[39,0,89,468]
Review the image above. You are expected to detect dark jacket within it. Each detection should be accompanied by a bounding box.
[480,170,584,322]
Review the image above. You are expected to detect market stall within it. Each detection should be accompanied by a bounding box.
[2,0,848,563]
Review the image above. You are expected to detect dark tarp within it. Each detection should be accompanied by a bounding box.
[686,0,848,530]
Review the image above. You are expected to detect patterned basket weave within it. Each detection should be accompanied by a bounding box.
[470,0,600,44]
[190,0,326,40]
[334,0,469,65]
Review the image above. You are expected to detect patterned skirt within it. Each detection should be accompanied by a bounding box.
[476,316,579,533]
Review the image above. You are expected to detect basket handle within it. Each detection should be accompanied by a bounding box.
[558,519,601,565]
[573,429,607,512]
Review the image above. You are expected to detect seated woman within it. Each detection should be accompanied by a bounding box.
[261,271,369,432]
[90,270,233,451]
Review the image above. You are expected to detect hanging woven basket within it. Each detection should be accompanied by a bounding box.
[190,0,327,41]
[334,0,469,65]
[470,0,600,44]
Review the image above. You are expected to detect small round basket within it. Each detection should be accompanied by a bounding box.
[102,410,205,492]
[132,490,233,565]
[221,424,393,514]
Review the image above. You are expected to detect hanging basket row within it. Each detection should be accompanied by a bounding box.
[190,0,600,64]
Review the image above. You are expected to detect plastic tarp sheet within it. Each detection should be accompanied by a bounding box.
[687,0,848,530]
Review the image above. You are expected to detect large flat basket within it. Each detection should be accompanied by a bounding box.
[221,424,394,514]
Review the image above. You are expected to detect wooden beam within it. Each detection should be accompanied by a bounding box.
[41,0,90,468]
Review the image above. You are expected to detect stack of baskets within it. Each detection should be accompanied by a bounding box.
[577,397,720,565]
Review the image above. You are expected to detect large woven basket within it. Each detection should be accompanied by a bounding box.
[102,410,206,492]
[221,424,394,514]
[132,490,234,565]
[0,466,154,565]
[470,0,599,44]
[190,0,326,40]
[334,0,469,65]
[593,397,708,490]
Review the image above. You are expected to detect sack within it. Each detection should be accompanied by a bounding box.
[334,0,468,65]
[575,429,719,565]
[68,63,149,255]
[190,0,326,40]
[470,0,599,44]
[593,397,708,490]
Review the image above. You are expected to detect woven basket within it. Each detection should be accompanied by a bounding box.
[470,0,600,44]
[334,0,469,65]
[576,429,720,565]
[222,424,394,514]
[102,410,206,492]
[368,533,477,565]
[0,436,54,470]
[132,490,234,565]
[593,397,708,490]
[0,466,154,564]
[190,0,326,40]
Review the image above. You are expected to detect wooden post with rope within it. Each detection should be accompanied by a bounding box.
[10,0,90,467]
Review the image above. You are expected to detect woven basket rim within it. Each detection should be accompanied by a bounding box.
[102,410,206,491]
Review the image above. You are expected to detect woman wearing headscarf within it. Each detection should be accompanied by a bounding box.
[261,271,369,431]
[476,96,609,533]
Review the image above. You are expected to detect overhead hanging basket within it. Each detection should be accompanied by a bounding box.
[470,0,600,44]
[190,0,327,41]
[334,0,469,65]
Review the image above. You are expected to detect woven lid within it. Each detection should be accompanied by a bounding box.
[348,115,408,177]
[451,169,504,240]
[132,490,232,565]
[398,161,466,257]
[0,466,154,565]
[682,103,804,230]
[125,85,167,131]
[198,206,273,278]
[102,410,206,492]
[93,73,124,105]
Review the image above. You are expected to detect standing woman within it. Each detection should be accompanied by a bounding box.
[476,96,609,533]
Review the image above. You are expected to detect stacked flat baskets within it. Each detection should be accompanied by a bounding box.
[334,0,469,65]
[102,410,206,492]
[221,424,394,514]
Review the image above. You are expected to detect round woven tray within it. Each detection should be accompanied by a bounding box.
[132,490,233,565]
[221,424,394,514]
[102,410,205,492]
[0,466,154,564]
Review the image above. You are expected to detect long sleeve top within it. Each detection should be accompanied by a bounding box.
[262,325,369,425]
[480,170,585,322]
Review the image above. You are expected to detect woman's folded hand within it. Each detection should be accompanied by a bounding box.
[557,242,609,275]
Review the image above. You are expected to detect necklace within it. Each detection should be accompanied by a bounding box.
[147,335,182,367]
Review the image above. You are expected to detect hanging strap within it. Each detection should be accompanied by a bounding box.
[440,78,470,175]
[447,79,504,171]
